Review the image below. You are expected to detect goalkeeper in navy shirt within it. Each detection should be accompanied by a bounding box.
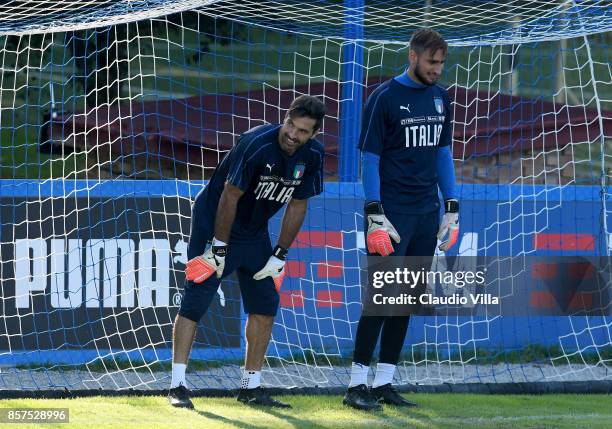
[344,28,459,411]
[168,95,326,409]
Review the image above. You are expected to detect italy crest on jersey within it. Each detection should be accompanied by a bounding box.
[434,97,444,114]
[293,163,305,179]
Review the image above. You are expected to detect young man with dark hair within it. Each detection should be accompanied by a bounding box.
[168,95,327,409]
[344,28,459,411]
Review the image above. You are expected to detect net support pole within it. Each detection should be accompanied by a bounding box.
[339,0,364,182]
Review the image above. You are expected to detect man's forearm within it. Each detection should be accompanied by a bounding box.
[277,199,308,249]
[436,145,457,200]
[361,151,381,204]
[214,183,243,242]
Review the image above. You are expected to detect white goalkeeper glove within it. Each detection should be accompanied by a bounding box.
[365,201,401,257]
[437,199,459,252]
[253,246,287,291]
[185,239,226,283]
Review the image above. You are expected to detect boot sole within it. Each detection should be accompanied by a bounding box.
[237,398,292,409]
[342,398,382,411]
[169,401,194,409]
[380,400,418,407]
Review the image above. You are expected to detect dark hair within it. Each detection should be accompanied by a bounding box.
[409,28,448,56]
[287,95,327,131]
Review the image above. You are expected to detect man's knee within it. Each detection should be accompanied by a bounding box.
[175,313,198,328]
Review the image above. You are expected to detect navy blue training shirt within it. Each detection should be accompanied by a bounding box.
[359,71,453,214]
[199,124,324,242]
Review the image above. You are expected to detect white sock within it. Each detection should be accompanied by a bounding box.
[372,363,396,388]
[241,369,261,389]
[170,363,187,388]
[348,362,369,388]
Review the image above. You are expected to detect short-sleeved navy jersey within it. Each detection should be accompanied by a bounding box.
[198,124,324,242]
[359,74,452,214]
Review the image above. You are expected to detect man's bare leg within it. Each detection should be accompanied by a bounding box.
[173,314,197,366]
[244,313,274,370]
[168,314,198,409]
[237,313,290,408]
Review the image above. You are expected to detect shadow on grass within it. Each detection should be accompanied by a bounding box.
[194,409,266,429]
[258,406,331,429]
[259,396,434,429]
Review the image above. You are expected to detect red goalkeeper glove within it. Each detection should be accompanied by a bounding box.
[437,199,459,252]
[185,242,227,283]
[365,202,401,257]
[253,246,287,291]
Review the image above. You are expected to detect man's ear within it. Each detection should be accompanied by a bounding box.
[408,49,418,66]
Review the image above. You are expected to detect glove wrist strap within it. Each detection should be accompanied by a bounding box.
[444,199,459,213]
[212,246,227,257]
[211,236,228,257]
[364,201,384,215]
[273,245,288,261]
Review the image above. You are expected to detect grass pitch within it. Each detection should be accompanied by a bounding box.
[0,393,610,429]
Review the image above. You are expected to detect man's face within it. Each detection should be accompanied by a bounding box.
[278,114,318,155]
[410,48,446,85]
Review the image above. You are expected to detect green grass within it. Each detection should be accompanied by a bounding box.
[0,393,611,428]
